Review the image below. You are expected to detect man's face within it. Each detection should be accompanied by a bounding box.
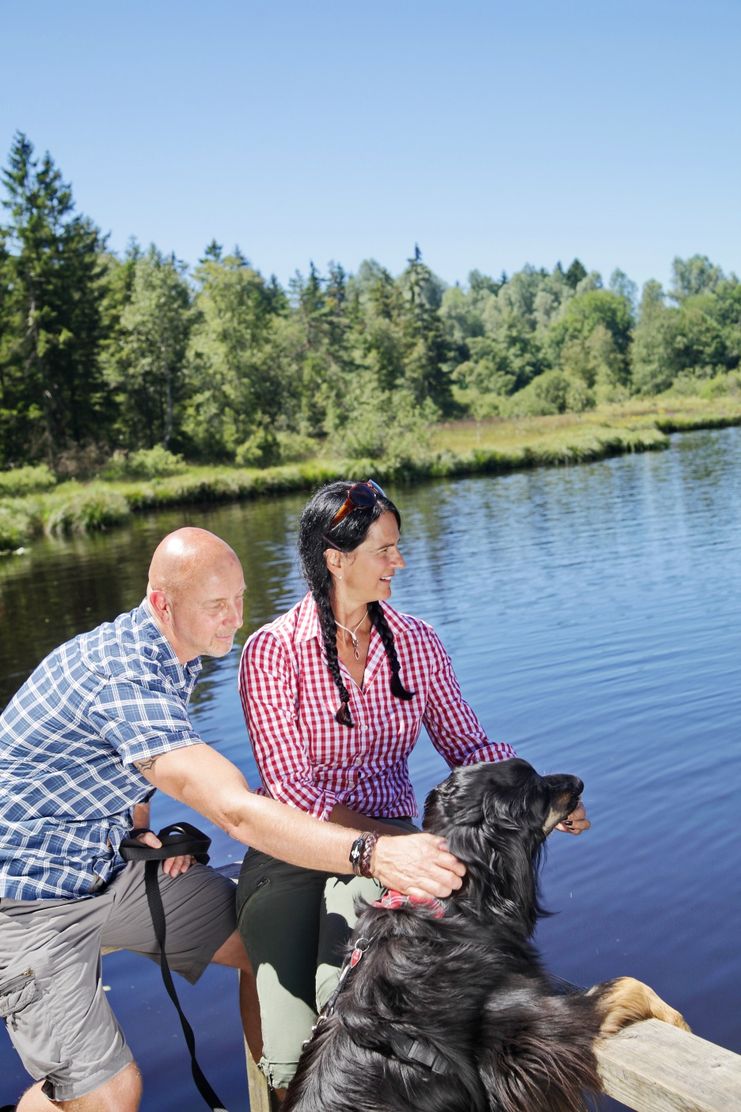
[163,555,246,663]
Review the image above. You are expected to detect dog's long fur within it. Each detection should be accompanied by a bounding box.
[284,758,688,1112]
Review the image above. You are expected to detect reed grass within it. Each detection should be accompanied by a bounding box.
[0,464,57,496]
[1,395,740,552]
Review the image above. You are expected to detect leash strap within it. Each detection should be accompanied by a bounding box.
[120,824,229,1112]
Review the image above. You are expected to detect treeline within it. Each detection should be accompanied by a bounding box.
[1,131,740,472]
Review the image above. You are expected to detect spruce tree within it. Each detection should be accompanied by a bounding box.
[0,132,108,466]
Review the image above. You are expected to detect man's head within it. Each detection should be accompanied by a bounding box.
[147,527,245,663]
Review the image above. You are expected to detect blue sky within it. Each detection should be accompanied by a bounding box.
[2,0,740,292]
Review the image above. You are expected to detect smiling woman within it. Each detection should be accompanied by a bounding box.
[232,479,532,1100]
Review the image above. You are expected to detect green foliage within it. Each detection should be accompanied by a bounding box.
[0,502,37,550]
[182,251,286,457]
[327,371,438,465]
[502,369,593,417]
[0,463,56,495]
[43,487,131,536]
[100,446,187,480]
[106,245,192,449]
[235,426,281,468]
[0,133,108,466]
[3,133,741,471]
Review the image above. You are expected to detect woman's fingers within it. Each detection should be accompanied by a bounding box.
[371,833,466,897]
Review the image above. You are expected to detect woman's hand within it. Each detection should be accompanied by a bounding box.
[134,830,196,877]
[371,832,465,899]
[556,800,590,835]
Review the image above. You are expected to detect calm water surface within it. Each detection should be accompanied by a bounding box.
[1,428,740,1110]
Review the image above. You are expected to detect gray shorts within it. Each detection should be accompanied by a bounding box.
[0,861,237,1102]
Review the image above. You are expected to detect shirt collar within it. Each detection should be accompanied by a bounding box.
[294,593,413,642]
[137,601,202,689]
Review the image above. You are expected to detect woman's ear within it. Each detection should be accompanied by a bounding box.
[324,547,345,582]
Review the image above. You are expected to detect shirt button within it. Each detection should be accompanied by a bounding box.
[353,754,363,766]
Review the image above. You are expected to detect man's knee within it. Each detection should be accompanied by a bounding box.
[17,1062,142,1112]
[211,928,252,971]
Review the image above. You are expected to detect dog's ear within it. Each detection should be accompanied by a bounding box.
[423,764,494,832]
[481,771,552,838]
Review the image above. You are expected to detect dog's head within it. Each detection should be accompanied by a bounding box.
[423,758,584,929]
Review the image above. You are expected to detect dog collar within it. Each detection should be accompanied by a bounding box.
[372,889,446,919]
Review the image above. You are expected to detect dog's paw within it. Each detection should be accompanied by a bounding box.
[592,976,691,1037]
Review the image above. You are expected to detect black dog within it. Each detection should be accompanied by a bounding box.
[284,757,688,1112]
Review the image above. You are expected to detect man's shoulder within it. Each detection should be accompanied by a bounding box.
[78,603,169,682]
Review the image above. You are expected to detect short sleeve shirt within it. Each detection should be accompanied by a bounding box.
[0,603,203,900]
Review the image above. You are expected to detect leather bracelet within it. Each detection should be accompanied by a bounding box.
[349,831,379,878]
[359,831,378,878]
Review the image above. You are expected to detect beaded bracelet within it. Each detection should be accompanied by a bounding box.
[349,831,379,878]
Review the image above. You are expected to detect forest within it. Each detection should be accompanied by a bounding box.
[2,132,740,475]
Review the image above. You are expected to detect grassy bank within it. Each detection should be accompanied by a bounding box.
[2,395,741,553]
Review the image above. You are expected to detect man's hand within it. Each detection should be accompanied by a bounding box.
[134,830,196,877]
[556,800,590,836]
[371,832,465,900]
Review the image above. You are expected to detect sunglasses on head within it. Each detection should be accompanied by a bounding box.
[328,479,386,530]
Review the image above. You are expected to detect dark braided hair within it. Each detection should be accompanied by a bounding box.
[298,481,415,727]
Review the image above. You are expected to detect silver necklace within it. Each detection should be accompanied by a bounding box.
[336,610,368,661]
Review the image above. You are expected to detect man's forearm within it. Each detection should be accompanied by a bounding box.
[135,743,464,895]
[137,743,360,872]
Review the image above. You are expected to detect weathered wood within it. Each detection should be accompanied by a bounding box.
[245,1042,272,1112]
[596,1018,741,1112]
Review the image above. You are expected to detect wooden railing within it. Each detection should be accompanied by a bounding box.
[595,1020,741,1112]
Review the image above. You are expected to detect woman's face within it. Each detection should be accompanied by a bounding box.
[334,511,406,604]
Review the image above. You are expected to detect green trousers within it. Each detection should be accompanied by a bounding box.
[236,821,415,1090]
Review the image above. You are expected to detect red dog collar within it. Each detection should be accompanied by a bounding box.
[372,889,446,919]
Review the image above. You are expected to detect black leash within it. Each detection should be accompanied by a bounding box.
[315,926,449,1076]
[119,823,229,1112]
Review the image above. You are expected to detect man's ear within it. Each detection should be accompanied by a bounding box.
[148,588,171,622]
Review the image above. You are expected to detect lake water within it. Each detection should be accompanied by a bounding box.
[1,427,740,1110]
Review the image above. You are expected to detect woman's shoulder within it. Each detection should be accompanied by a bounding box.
[244,594,316,657]
[378,601,441,644]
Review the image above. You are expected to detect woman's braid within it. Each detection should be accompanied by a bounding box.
[298,479,412,729]
[314,588,354,726]
[369,601,415,701]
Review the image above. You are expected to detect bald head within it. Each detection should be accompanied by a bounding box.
[147,528,246,663]
[148,527,240,598]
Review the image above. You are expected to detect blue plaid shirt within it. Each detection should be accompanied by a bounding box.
[0,603,202,900]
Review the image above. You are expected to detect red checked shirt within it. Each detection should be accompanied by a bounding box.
[238,593,516,821]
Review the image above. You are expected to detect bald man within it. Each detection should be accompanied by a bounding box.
[0,528,464,1112]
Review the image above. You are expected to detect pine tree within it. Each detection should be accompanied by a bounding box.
[0,132,108,465]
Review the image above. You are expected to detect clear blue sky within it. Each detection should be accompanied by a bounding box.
[3,0,740,292]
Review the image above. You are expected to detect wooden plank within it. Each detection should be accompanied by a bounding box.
[245,1043,272,1112]
[596,1018,741,1112]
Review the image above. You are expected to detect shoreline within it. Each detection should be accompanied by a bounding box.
[2,396,740,553]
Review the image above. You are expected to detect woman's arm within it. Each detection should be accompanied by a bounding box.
[421,623,516,767]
